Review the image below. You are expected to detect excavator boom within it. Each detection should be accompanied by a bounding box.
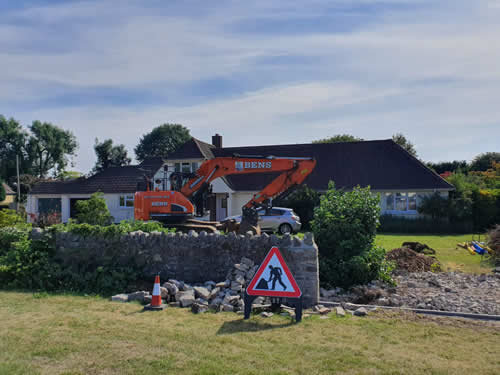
[135,155,316,231]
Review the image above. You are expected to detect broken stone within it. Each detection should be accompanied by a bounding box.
[111,294,128,303]
[159,287,169,299]
[193,286,210,300]
[191,302,208,314]
[176,290,195,307]
[241,257,254,267]
[354,307,368,317]
[163,282,179,296]
[221,303,234,312]
[127,291,149,303]
[335,306,346,317]
[261,312,274,318]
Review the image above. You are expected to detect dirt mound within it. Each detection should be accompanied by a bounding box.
[386,247,440,273]
[401,241,436,255]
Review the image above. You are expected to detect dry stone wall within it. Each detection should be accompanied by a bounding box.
[50,230,320,306]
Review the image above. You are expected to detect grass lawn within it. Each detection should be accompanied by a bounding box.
[375,234,493,274]
[0,292,499,375]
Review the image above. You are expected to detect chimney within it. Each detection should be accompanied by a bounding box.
[212,133,222,148]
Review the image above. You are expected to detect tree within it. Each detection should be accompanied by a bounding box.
[134,124,191,162]
[0,115,30,181]
[392,133,418,158]
[0,180,5,202]
[26,121,78,178]
[75,192,113,226]
[58,171,83,181]
[427,160,469,175]
[312,134,364,144]
[93,138,131,174]
[470,152,500,172]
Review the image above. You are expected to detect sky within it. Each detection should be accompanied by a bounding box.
[1,0,499,173]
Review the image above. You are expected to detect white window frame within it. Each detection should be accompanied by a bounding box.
[119,195,134,209]
[384,192,418,214]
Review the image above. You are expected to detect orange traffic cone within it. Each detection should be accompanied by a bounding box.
[144,275,166,311]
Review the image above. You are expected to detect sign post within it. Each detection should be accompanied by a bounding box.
[244,246,303,322]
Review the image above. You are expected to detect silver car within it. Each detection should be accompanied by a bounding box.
[226,207,302,234]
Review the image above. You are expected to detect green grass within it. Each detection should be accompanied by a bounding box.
[376,233,493,274]
[0,292,499,375]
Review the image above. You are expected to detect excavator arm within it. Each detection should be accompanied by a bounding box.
[181,155,316,212]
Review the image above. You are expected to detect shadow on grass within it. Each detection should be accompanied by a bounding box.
[216,317,295,335]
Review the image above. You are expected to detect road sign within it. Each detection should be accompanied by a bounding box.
[246,246,301,297]
[244,247,303,322]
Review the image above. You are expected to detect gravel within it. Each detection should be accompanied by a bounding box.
[322,272,500,316]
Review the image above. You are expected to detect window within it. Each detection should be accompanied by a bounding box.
[395,193,407,211]
[385,193,394,210]
[385,192,418,212]
[119,195,134,208]
[181,162,191,173]
[191,162,199,172]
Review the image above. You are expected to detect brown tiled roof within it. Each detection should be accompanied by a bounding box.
[30,158,164,195]
[166,138,215,160]
[213,140,454,192]
[2,183,15,195]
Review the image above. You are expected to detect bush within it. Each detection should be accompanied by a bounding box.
[472,189,500,231]
[75,192,114,225]
[0,226,59,290]
[0,209,26,228]
[273,185,319,229]
[53,219,174,237]
[487,224,500,266]
[0,220,175,295]
[0,181,5,202]
[311,182,393,288]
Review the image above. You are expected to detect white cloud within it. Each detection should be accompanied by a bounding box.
[1,0,499,172]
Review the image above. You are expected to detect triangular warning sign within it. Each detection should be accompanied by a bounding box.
[246,247,301,298]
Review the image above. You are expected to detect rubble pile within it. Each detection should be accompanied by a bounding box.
[112,256,272,314]
[321,271,500,315]
[386,247,440,273]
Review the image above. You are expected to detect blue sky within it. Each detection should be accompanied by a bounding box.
[1,0,499,173]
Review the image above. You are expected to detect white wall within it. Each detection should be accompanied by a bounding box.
[229,192,256,216]
[28,193,136,223]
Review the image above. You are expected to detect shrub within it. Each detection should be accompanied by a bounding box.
[0,181,5,202]
[35,212,62,228]
[273,185,319,229]
[53,219,174,237]
[487,224,500,265]
[0,209,26,228]
[0,226,59,290]
[311,182,393,288]
[418,193,448,220]
[75,192,114,225]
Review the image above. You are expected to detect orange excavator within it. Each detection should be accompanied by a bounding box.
[134,155,316,233]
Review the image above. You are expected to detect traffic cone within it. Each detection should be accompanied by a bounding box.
[144,275,166,311]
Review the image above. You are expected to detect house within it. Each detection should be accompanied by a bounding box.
[0,183,16,209]
[27,134,454,223]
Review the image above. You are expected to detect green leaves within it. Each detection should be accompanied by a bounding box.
[134,123,191,162]
[93,138,131,174]
[311,181,391,288]
[312,134,364,144]
[75,192,114,226]
[27,121,78,178]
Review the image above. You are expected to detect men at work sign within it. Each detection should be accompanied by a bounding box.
[246,246,301,298]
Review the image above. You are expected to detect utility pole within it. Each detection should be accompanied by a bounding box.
[16,154,20,213]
